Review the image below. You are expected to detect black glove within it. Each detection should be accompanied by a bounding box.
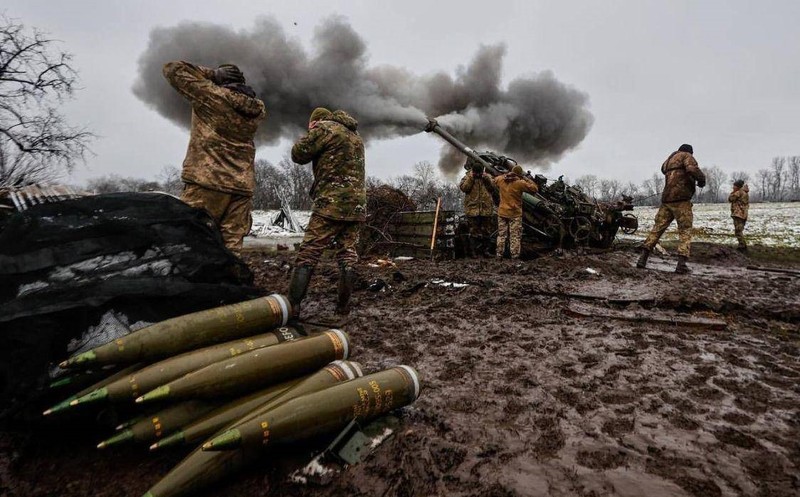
[213,64,245,85]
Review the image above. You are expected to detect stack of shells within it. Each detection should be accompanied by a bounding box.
[46,294,422,497]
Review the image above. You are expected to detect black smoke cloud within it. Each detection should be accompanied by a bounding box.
[133,16,593,174]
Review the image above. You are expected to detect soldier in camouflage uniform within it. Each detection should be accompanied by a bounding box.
[163,61,266,254]
[459,158,496,257]
[493,165,538,259]
[728,179,749,252]
[288,107,366,318]
[637,144,706,274]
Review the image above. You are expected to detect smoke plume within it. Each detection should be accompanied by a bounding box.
[133,17,593,174]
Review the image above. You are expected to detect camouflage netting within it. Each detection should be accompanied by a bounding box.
[0,192,262,420]
[359,185,416,254]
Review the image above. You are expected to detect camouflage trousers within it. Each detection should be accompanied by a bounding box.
[642,201,693,257]
[733,217,747,248]
[295,213,362,268]
[181,183,252,253]
[496,215,523,259]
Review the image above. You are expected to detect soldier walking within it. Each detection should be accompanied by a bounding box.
[493,165,538,259]
[637,144,706,274]
[163,61,266,254]
[728,179,749,252]
[459,158,496,257]
[288,108,366,320]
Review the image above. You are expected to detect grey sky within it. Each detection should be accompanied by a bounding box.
[6,0,800,185]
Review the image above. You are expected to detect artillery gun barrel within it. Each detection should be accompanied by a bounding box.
[424,118,500,174]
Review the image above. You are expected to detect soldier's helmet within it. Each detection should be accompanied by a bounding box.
[733,179,745,188]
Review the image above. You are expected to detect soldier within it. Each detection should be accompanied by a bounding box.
[637,144,706,274]
[288,108,366,320]
[728,179,749,252]
[492,165,538,259]
[459,158,496,257]
[163,61,266,254]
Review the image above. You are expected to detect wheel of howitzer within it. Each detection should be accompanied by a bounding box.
[569,216,592,242]
[620,213,639,235]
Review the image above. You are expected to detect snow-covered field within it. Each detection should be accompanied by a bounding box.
[621,202,800,248]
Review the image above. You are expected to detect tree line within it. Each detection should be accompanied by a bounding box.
[82,155,800,212]
[573,156,800,206]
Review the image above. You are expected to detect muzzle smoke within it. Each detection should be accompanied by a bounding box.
[133,17,593,174]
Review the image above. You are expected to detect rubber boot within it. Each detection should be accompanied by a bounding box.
[287,265,313,331]
[335,265,357,316]
[636,248,650,269]
[675,255,692,274]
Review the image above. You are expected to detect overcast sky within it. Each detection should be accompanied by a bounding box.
[6,0,800,185]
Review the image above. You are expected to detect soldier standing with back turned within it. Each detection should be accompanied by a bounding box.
[288,107,366,321]
[459,158,497,257]
[728,179,749,252]
[493,164,538,259]
[637,144,706,273]
[163,61,266,254]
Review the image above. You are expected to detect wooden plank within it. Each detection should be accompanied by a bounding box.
[746,265,800,277]
[565,303,727,330]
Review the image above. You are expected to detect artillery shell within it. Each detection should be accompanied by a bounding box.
[151,360,362,451]
[97,400,217,449]
[43,363,143,416]
[137,330,349,404]
[142,361,367,497]
[204,366,420,451]
[60,294,293,369]
[70,328,304,406]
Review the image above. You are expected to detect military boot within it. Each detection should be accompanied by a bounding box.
[287,265,313,325]
[636,248,650,269]
[675,255,692,274]
[336,265,357,316]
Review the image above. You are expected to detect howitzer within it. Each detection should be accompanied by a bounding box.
[424,118,636,250]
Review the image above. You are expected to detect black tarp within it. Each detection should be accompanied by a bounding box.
[0,192,262,419]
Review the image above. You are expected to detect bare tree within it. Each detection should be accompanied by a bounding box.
[574,174,599,198]
[770,156,786,200]
[156,165,182,196]
[696,165,726,203]
[756,168,772,202]
[86,174,161,193]
[788,156,800,200]
[0,15,92,186]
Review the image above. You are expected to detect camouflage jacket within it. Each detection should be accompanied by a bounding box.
[728,184,749,219]
[660,151,706,203]
[493,173,539,218]
[291,111,366,221]
[163,61,266,196]
[459,171,496,217]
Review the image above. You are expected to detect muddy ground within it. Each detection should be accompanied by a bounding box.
[3,242,799,497]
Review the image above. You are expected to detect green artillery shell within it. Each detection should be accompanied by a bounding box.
[204,365,421,451]
[142,361,366,497]
[71,328,304,406]
[43,363,143,416]
[61,294,293,369]
[151,360,362,451]
[97,400,217,449]
[137,330,349,404]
